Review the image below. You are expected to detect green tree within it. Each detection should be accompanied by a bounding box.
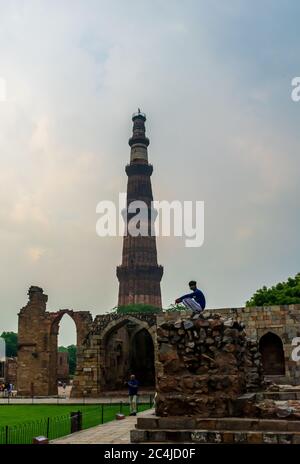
[58,344,77,375]
[114,304,161,314]
[246,273,300,307]
[0,332,18,357]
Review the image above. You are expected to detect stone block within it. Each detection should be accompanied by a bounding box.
[158,417,196,429]
[278,434,293,444]
[222,432,234,443]
[130,430,146,443]
[191,431,208,443]
[263,433,278,444]
[292,435,300,444]
[259,420,288,432]
[166,431,190,442]
[148,431,167,441]
[234,433,248,443]
[287,421,300,432]
[247,432,263,444]
[196,419,217,430]
[137,417,158,429]
[217,418,259,431]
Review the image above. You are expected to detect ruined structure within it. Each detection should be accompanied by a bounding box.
[154,311,264,418]
[71,311,157,397]
[17,286,92,396]
[131,309,300,444]
[215,306,300,383]
[116,111,163,307]
[17,286,300,398]
[17,286,157,396]
[0,357,17,387]
[57,352,69,384]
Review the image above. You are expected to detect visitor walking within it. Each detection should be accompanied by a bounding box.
[175,280,206,314]
[125,374,139,416]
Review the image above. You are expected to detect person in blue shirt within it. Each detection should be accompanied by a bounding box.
[175,280,206,314]
[125,374,139,416]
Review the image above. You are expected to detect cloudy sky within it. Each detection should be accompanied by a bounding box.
[0,0,299,345]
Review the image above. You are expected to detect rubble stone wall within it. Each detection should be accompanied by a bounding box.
[155,310,264,417]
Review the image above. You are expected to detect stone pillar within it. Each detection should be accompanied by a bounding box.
[17,286,51,396]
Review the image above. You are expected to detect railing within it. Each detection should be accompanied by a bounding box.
[0,397,154,444]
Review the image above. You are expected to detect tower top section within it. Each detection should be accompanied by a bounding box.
[129,108,150,149]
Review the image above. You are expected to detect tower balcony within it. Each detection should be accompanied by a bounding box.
[125,163,153,176]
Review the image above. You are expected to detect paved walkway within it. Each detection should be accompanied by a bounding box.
[51,409,154,444]
[0,389,154,405]
[0,396,152,405]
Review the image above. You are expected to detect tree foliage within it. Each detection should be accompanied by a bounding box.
[246,273,300,307]
[114,304,161,314]
[0,332,18,357]
[164,303,188,312]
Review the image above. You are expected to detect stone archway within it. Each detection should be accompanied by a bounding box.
[259,332,285,375]
[17,287,93,397]
[100,315,156,391]
[130,328,155,386]
[48,311,79,395]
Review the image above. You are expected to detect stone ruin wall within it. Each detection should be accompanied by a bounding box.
[155,310,264,417]
[71,312,157,397]
[17,287,93,396]
[214,305,300,384]
[17,286,300,397]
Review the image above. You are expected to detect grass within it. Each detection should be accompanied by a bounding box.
[0,403,151,443]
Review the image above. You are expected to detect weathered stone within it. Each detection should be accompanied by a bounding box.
[191,432,207,443]
[247,432,263,444]
[263,433,278,444]
[155,312,264,417]
[183,320,194,330]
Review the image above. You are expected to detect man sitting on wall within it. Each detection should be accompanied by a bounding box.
[175,280,206,314]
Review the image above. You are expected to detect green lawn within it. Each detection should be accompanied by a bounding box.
[0,403,150,444]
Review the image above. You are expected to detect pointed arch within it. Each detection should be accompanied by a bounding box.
[259,331,285,375]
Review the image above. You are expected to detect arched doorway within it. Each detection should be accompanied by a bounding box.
[101,317,155,391]
[49,311,78,395]
[130,328,155,386]
[259,332,285,375]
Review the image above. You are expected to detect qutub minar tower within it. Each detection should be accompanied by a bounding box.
[117,111,163,307]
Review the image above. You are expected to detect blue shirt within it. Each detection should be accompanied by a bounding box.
[179,288,206,309]
[127,379,139,396]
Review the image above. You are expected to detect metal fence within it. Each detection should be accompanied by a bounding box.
[0,398,153,444]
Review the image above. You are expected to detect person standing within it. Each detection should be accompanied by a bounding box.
[125,374,139,416]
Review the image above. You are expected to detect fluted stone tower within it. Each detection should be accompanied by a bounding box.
[117,111,163,307]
